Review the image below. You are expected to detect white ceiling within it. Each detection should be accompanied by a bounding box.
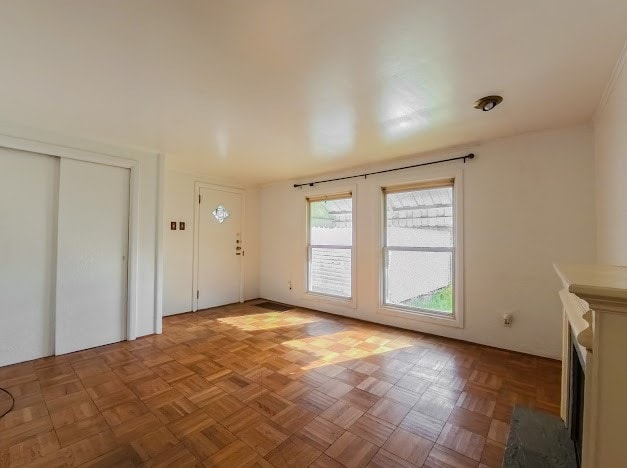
[1,1,626,184]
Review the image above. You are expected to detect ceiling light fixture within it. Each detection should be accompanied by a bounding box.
[474,95,503,112]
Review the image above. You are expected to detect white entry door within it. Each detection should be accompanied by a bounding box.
[196,186,243,310]
[55,159,130,355]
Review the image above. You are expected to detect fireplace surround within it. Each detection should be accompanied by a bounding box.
[555,264,627,468]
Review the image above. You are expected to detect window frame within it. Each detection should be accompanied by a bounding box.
[303,187,357,307]
[378,169,464,328]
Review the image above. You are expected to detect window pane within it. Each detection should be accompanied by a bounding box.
[310,248,351,297]
[386,187,453,248]
[385,250,452,313]
[310,198,352,246]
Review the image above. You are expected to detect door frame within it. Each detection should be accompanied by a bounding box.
[192,182,245,312]
[0,134,144,342]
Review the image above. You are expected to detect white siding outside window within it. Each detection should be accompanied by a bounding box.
[307,194,353,299]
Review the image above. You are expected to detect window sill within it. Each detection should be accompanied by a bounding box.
[303,292,357,309]
[378,304,463,328]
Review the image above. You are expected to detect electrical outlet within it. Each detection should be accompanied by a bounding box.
[503,313,513,327]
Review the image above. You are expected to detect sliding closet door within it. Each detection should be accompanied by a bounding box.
[55,159,130,355]
[0,148,58,366]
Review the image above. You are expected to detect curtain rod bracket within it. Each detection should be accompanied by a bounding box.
[463,153,475,164]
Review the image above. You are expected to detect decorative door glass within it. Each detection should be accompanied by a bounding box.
[212,204,229,224]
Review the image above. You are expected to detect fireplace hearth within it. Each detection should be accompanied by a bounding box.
[503,405,577,468]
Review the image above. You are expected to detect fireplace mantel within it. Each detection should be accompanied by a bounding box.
[554,263,627,468]
[555,263,627,304]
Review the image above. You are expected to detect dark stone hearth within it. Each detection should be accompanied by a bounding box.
[503,406,577,468]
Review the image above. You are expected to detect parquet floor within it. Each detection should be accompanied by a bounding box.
[0,300,561,467]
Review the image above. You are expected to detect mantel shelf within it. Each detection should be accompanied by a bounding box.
[554,264,627,305]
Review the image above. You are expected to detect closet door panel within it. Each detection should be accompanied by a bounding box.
[0,148,58,366]
[55,158,129,355]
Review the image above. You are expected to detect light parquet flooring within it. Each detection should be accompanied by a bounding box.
[0,300,561,467]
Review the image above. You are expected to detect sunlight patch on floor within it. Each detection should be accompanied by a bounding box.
[283,330,414,370]
[217,312,321,331]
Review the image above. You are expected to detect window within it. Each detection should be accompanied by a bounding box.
[383,180,457,317]
[307,193,353,299]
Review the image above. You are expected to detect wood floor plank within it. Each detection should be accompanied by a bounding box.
[436,423,486,462]
[266,434,321,467]
[325,431,378,468]
[4,430,60,467]
[61,429,119,466]
[423,444,479,468]
[367,449,416,468]
[206,440,268,468]
[237,418,289,456]
[297,417,344,451]
[348,413,396,447]
[367,398,411,426]
[0,416,53,451]
[399,409,446,442]
[320,400,364,429]
[54,414,110,447]
[129,426,179,462]
[382,427,433,466]
[480,439,505,468]
[447,407,492,438]
[142,442,197,467]
[487,418,510,445]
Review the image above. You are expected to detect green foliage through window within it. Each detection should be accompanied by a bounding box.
[403,285,453,313]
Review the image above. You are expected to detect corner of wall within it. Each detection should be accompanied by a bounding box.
[593,40,627,126]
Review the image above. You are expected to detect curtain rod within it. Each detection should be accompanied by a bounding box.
[293,152,474,188]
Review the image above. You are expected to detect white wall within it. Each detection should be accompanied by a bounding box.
[0,129,161,365]
[594,47,627,266]
[163,169,260,316]
[260,126,596,358]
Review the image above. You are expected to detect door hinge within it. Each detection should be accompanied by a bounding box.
[198,194,201,204]
[197,290,199,299]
